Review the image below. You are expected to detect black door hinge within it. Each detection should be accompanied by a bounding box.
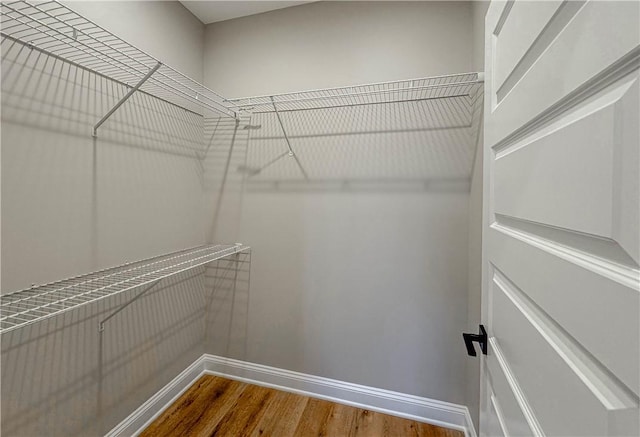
[463,324,487,356]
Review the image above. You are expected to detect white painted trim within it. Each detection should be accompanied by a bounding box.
[105,355,208,437]
[107,354,477,437]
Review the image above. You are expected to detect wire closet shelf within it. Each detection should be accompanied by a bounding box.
[0,0,236,119]
[0,0,483,121]
[0,244,250,334]
[0,1,482,332]
[226,72,484,114]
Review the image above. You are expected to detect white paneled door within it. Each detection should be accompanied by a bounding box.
[481,1,639,436]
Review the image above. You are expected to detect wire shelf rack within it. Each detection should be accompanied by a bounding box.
[226,72,483,114]
[0,0,236,119]
[0,244,250,334]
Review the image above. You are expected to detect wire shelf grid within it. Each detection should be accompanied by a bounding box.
[0,244,250,334]
[0,0,236,118]
[226,72,483,113]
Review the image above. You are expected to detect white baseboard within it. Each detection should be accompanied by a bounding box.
[105,355,208,437]
[107,353,477,437]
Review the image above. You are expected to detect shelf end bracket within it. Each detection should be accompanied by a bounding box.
[92,62,162,137]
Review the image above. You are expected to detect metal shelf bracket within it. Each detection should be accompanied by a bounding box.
[98,279,161,332]
[92,61,162,137]
[270,96,309,179]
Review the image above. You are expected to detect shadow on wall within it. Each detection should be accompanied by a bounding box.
[238,86,481,193]
[198,75,481,402]
[204,250,252,359]
[0,38,207,161]
[200,81,482,242]
[1,272,206,436]
[1,40,251,435]
[1,37,210,288]
[0,257,251,436]
[201,115,251,244]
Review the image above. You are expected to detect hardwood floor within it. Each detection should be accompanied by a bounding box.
[141,375,464,437]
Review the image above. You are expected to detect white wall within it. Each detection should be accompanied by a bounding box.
[1,2,208,435]
[62,1,205,81]
[466,0,490,431]
[204,1,473,97]
[2,0,205,294]
[1,1,486,433]
[202,1,475,405]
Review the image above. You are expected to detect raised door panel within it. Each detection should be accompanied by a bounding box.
[493,1,563,93]
[489,268,637,436]
[482,1,640,436]
[487,0,639,145]
[486,392,507,437]
[489,228,639,396]
[493,73,639,263]
[484,351,534,437]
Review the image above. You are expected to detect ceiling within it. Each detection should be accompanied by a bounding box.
[180,1,315,24]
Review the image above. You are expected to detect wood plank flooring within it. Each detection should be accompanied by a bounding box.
[141,375,464,437]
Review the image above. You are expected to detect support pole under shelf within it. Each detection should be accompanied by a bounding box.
[92,61,162,137]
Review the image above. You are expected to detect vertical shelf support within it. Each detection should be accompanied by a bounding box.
[92,61,162,137]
